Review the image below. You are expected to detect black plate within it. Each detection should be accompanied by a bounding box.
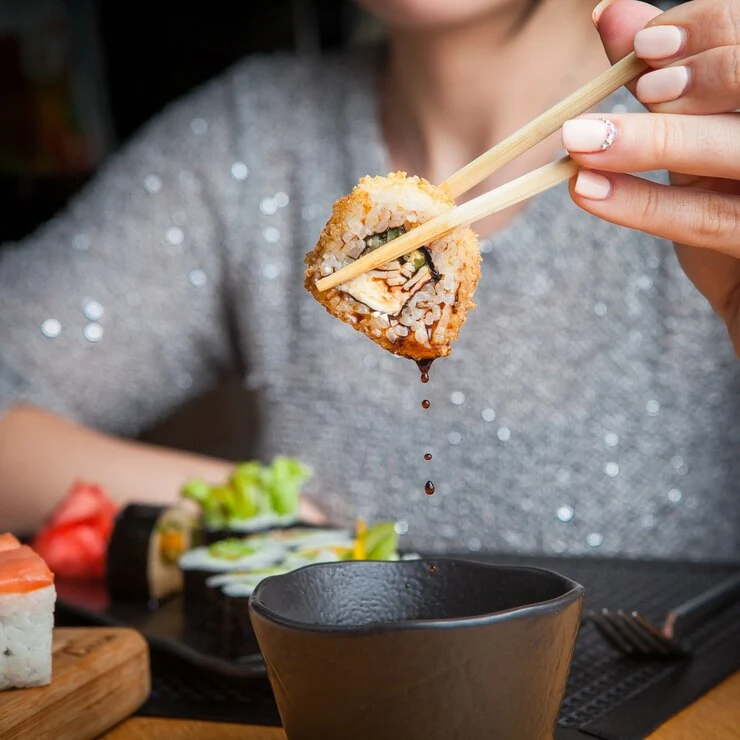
[55,578,267,678]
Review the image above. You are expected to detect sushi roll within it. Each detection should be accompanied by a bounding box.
[283,546,346,568]
[305,172,481,360]
[243,527,354,551]
[188,535,357,658]
[107,504,195,604]
[179,538,285,605]
[0,543,56,690]
[181,544,285,651]
[182,457,311,544]
[198,514,299,546]
[206,566,291,656]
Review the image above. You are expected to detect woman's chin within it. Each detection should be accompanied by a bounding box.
[355,0,515,31]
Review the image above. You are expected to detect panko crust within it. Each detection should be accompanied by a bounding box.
[305,172,481,360]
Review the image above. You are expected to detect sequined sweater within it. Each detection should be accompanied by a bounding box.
[1,50,739,561]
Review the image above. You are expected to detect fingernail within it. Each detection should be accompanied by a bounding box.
[592,0,614,26]
[574,171,612,200]
[562,118,618,153]
[636,65,690,103]
[634,25,685,60]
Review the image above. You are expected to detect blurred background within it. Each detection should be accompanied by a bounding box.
[0,0,362,244]
[0,0,672,463]
[0,0,366,461]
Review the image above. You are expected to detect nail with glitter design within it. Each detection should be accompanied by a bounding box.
[562,118,617,153]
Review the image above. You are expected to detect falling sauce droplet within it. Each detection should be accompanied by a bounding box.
[418,362,436,497]
[429,565,437,574]
[416,359,434,384]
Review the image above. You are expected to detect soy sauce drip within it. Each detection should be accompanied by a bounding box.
[416,358,434,384]
[416,360,436,495]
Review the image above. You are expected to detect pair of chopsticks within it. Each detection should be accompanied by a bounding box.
[315,52,648,293]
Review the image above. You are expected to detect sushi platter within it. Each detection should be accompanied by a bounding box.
[46,459,417,677]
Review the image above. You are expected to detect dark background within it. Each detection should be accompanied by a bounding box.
[0,0,676,246]
[0,0,354,246]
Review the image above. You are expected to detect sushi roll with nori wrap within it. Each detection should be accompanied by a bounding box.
[243,527,354,551]
[179,538,285,604]
[182,457,311,544]
[279,521,403,567]
[107,504,195,604]
[185,521,411,656]
[304,172,481,360]
[218,566,292,656]
[282,546,346,568]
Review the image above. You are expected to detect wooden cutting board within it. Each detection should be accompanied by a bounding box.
[0,627,150,740]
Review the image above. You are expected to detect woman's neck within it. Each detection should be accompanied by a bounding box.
[382,0,608,233]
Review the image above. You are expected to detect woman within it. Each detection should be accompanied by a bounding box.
[0,0,738,560]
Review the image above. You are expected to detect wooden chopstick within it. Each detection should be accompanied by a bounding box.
[441,52,648,199]
[314,52,648,294]
[315,156,579,293]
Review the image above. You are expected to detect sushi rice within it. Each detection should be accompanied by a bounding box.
[0,586,55,690]
[242,527,354,550]
[178,542,285,573]
[0,543,55,690]
[204,512,299,535]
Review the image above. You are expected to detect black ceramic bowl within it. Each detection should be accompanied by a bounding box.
[249,558,584,740]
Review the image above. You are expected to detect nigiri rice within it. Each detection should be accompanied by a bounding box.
[0,542,56,690]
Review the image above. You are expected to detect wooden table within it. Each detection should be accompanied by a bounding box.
[104,671,740,739]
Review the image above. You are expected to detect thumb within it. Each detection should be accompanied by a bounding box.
[594,0,663,63]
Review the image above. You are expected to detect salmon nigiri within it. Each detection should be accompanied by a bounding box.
[0,546,54,594]
[0,542,56,689]
[0,533,21,553]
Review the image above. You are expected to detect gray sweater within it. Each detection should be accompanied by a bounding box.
[1,49,738,560]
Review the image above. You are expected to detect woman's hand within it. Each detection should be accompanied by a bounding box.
[563,0,740,355]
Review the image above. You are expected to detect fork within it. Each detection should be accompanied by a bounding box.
[588,571,740,658]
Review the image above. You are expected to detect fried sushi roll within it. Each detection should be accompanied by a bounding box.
[305,172,481,360]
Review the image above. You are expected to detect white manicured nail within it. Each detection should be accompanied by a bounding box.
[574,171,612,200]
[637,66,690,104]
[634,26,685,60]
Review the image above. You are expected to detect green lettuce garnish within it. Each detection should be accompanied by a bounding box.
[363,521,399,560]
[339,521,400,561]
[182,457,311,528]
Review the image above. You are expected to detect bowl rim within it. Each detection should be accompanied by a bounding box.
[248,558,585,634]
